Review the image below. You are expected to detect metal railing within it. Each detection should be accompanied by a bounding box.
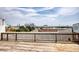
[0,32,79,43]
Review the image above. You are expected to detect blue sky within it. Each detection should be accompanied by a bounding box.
[0,7,79,26]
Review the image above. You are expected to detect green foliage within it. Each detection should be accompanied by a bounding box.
[15,23,35,32]
[16,29,20,32]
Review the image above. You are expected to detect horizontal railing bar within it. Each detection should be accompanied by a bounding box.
[1,32,79,35]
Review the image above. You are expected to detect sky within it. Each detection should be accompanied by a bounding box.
[0,7,79,26]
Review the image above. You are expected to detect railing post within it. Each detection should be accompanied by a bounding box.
[1,33,3,41]
[15,33,17,41]
[34,33,36,42]
[7,33,8,41]
[78,34,79,41]
[55,34,57,43]
[72,34,74,41]
[74,34,76,41]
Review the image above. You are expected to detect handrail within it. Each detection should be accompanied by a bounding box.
[1,32,79,42]
[1,32,79,35]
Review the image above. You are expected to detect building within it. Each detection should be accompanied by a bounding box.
[0,18,5,32]
[6,25,73,33]
[36,26,73,33]
[73,23,79,33]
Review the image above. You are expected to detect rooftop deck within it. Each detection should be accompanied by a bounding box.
[0,41,79,52]
[0,32,79,51]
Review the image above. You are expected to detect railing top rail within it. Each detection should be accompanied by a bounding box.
[1,32,79,35]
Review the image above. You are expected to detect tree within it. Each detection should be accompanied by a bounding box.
[24,23,35,31]
[7,23,36,32]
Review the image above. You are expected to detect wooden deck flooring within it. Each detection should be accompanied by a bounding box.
[0,41,79,52]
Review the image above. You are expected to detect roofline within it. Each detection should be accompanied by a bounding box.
[35,26,72,28]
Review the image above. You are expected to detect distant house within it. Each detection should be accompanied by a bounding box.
[0,18,5,32]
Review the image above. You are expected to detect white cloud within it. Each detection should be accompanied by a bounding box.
[0,7,58,26]
[0,7,78,26]
[0,7,39,19]
[58,7,79,16]
[3,7,17,11]
[1,10,24,19]
[0,7,57,19]
[37,7,55,12]
[44,14,58,18]
[27,15,56,26]
[17,8,37,13]
[25,13,39,17]
[15,8,39,17]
